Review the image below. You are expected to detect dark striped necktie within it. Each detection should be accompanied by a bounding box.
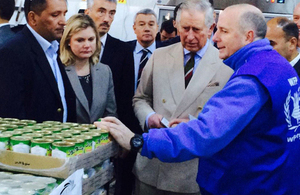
[184,52,196,88]
[137,48,150,86]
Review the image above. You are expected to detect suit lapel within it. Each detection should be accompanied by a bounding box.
[293,58,300,77]
[167,43,186,105]
[65,65,90,116]
[24,27,61,101]
[172,44,221,118]
[90,63,103,121]
[101,34,113,64]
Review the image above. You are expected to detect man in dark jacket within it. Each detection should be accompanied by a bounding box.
[0,0,76,123]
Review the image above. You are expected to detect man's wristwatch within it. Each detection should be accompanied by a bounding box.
[130,134,144,152]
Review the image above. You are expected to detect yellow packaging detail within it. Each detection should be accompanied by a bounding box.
[118,0,126,4]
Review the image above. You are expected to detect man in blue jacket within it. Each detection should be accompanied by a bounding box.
[96,4,300,195]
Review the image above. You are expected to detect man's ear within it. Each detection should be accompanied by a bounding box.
[245,30,255,44]
[85,9,90,15]
[27,11,37,26]
[133,23,136,32]
[208,23,216,38]
[289,37,298,50]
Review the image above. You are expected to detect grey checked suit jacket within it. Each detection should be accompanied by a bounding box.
[65,62,117,124]
[133,42,233,193]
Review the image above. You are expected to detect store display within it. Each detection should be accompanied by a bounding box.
[0,117,117,194]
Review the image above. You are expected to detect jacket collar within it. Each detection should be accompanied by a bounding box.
[223,38,272,72]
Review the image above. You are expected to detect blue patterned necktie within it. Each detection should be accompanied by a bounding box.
[137,48,150,86]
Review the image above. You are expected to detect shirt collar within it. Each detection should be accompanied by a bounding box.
[100,33,108,48]
[0,23,10,28]
[183,38,209,57]
[290,52,300,67]
[135,41,156,54]
[26,24,58,53]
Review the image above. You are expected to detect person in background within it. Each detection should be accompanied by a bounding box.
[96,3,300,195]
[266,17,300,76]
[0,0,76,122]
[131,0,233,194]
[160,0,214,48]
[156,19,177,42]
[60,14,117,124]
[293,2,300,47]
[158,2,182,47]
[85,0,136,134]
[128,8,159,90]
[85,1,139,194]
[0,0,15,46]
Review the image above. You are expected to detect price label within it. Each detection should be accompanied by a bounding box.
[118,0,127,4]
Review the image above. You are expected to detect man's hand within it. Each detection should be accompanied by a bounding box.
[169,118,189,127]
[94,117,135,151]
[148,113,164,128]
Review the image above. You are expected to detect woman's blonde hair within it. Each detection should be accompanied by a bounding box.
[60,14,101,66]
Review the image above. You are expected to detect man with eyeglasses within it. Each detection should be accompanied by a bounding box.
[85,1,139,195]
[0,0,76,122]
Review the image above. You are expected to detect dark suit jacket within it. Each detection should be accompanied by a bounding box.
[0,26,76,123]
[157,35,181,48]
[65,62,117,124]
[293,57,300,78]
[101,34,142,134]
[0,25,15,46]
[125,40,162,132]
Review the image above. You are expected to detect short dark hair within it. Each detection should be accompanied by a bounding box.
[24,0,48,21]
[0,0,15,21]
[209,0,214,8]
[277,17,299,41]
[173,2,182,21]
[160,19,176,34]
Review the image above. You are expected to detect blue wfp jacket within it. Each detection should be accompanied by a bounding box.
[141,39,300,194]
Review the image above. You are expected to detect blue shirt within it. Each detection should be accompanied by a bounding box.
[183,39,209,73]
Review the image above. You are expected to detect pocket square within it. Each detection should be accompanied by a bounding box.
[207,81,220,87]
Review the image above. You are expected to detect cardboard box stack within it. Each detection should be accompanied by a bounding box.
[0,117,119,194]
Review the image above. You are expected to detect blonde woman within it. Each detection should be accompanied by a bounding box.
[60,14,117,124]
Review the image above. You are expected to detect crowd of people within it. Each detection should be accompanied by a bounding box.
[0,0,300,194]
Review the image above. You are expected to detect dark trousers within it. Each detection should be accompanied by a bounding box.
[114,151,137,195]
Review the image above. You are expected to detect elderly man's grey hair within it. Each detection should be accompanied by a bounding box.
[176,0,214,28]
[237,4,267,39]
[87,0,117,9]
[133,8,158,23]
